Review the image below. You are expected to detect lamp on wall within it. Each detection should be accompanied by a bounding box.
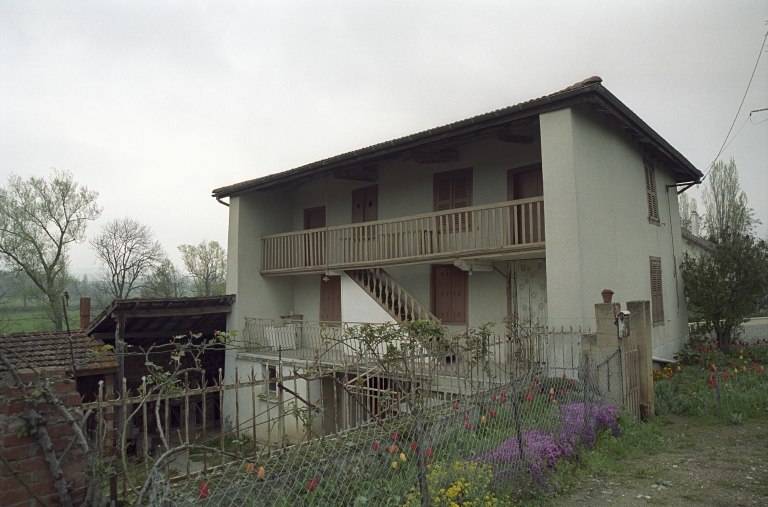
[323,270,330,282]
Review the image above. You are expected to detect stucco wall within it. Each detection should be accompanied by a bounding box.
[540,104,689,356]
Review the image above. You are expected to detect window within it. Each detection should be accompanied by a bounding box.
[268,365,277,394]
[649,257,664,325]
[434,168,473,233]
[644,160,659,225]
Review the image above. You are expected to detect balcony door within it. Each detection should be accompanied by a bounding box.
[304,206,326,267]
[431,265,468,325]
[507,163,544,244]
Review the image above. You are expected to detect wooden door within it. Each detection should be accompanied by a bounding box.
[304,207,326,266]
[352,186,378,223]
[320,275,341,323]
[507,164,544,243]
[431,265,467,324]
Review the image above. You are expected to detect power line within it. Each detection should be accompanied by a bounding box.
[703,28,768,181]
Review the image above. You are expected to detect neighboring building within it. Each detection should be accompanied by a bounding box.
[0,330,118,403]
[681,210,716,258]
[212,77,703,442]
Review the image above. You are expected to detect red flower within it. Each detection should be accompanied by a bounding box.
[534,378,539,385]
[465,421,472,430]
[501,389,507,396]
[464,413,468,420]
[571,379,576,386]
[562,373,567,381]
[426,447,433,458]
[410,442,417,451]
[525,404,530,410]
[526,391,533,401]
[453,401,459,410]
[373,442,379,451]
[500,397,506,404]
[392,431,399,441]
[199,482,209,499]
[559,389,563,395]
[307,477,319,491]
[490,410,496,418]
[492,394,497,401]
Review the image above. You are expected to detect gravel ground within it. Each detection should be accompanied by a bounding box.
[546,415,768,507]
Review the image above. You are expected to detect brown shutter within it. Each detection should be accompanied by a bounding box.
[320,275,341,323]
[452,170,472,209]
[649,257,663,324]
[431,265,467,324]
[365,186,378,222]
[434,173,453,211]
[352,188,365,224]
[644,161,659,224]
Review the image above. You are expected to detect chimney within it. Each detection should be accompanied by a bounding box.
[80,297,91,329]
[691,210,700,237]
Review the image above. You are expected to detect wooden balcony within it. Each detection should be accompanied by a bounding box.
[261,197,544,275]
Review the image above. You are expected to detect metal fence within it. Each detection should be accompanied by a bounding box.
[119,322,627,506]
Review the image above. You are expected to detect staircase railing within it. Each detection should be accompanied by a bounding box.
[346,268,441,324]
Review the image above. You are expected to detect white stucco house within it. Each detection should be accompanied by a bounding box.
[212,77,703,442]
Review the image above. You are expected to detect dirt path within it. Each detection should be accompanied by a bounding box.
[547,415,768,507]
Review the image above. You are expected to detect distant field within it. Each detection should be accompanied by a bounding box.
[0,298,94,334]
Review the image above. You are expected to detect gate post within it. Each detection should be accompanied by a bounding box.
[627,301,654,419]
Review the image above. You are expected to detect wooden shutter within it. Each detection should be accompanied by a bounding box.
[431,265,468,324]
[434,169,473,232]
[644,160,659,224]
[649,257,663,324]
[320,275,341,323]
[434,173,453,212]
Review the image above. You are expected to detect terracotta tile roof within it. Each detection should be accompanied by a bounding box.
[0,330,118,376]
[211,76,701,198]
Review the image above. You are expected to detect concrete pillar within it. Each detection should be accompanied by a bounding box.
[627,300,654,419]
[594,303,618,351]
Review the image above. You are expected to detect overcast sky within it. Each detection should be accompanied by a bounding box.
[1,1,767,276]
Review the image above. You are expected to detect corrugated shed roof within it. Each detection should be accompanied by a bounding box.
[0,330,118,376]
[212,76,702,198]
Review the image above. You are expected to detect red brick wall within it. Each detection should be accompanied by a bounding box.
[1,369,87,507]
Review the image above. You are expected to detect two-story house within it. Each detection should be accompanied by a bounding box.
[212,77,702,443]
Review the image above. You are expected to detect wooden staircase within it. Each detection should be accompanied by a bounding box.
[346,269,440,324]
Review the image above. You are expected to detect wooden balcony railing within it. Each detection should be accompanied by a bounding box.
[261,197,544,274]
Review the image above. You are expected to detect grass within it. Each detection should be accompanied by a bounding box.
[0,297,83,334]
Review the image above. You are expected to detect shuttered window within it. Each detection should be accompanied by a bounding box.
[649,257,664,325]
[644,160,659,225]
[434,169,473,232]
[352,186,378,223]
[431,265,468,324]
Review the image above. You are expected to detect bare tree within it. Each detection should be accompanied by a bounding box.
[90,217,164,299]
[140,257,188,298]
[0,169,101,330]
[178,240,226,296]
[702,158,759,243]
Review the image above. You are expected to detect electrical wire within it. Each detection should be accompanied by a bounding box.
[703,29,768,181]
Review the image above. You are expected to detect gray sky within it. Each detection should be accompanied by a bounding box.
[2,1,766,276]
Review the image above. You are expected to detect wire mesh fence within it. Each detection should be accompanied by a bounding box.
[132,322,626,507]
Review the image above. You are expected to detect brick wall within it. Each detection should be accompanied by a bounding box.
[0,369,88,507]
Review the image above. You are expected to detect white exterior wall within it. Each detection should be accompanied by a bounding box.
[341,273,395,324]
[540,104,689,356]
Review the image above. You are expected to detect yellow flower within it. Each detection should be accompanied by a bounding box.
[392,461,398,469]
[400,452,407,462]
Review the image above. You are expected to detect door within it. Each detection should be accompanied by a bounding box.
[352,186,378,259]
[304,207,326,266]
[431,265,468,324]
[507,163,544,243]
[320,275,341,323]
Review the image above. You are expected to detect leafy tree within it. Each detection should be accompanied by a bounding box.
[140,258,188,298]
[682,233,768,353]
[90,217,164,299]
[0,169,101,330]
[178,240,226,296]
[702,158,758,243]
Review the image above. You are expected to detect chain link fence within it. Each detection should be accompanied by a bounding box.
[136,323,625,507]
